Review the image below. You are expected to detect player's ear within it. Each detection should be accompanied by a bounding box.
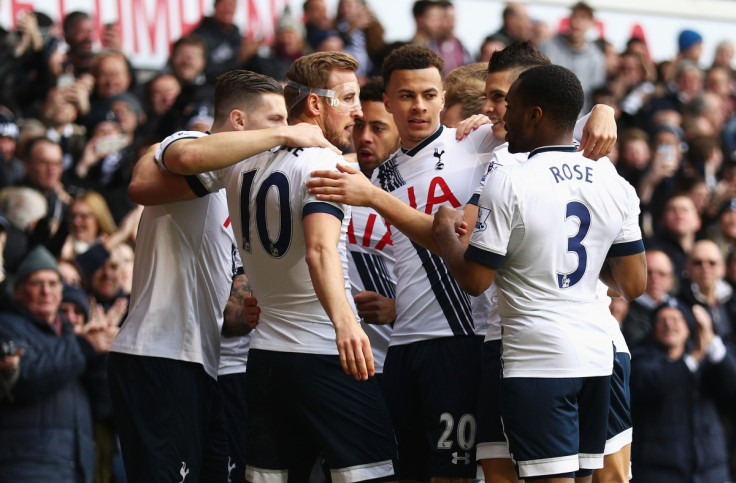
[229,109,247,131]
[528,105,543,126]
[305,93,321,117]
[383,92,393,114]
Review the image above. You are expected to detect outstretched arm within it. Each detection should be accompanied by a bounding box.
[163,124,339,175]
[307,163,477,254]
[304,212,374,380]
[128,144,198,205]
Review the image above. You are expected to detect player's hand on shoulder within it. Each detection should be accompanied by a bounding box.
[578,104,616,160]
[455,114,492,140]
[307,163,375,206]
[283,123,341,154]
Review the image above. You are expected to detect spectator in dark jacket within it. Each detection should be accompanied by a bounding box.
[631,299,736,483]
[0,246,116,483]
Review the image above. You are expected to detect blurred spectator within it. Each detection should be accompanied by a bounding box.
[530,19,551,48]
[85,50,135,132]
[60,192,120,261]
[58,259,83,287]
[638,124,687,222]
[192,0,257,83]
[677,29,703,66]
[441,63,487,127]
[245,10,305,82]
[647,194,702,288]
[62,11,96,77]
[430,1,472,74]
[683,92,728,139]
[622,249,677,348]
[410,0,443,47]
[712,40,734,72]
[488,2,531,46]
[616,127,651,188]
[631,300,736,483]
[139,73,180,136]
[71,118,131,196]
[0,111,24,188]
[0,187,47,274]
[614,51,656,123]
[60,283,90,334]
[477,34,507,63]
[304,0,334,50]
[76,244,130,315]
[39,87,87,174]
[311,29,345,53]
[539,1,606,112]
[0,245,116,482]
[335,0,386,79]
[158,34,214,137]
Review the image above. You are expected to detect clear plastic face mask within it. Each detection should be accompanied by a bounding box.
[286,80,361,112]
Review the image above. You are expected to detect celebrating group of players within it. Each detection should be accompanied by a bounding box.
[108,40,646,483]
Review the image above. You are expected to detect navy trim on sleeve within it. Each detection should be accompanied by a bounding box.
[303,202,345,221]
[234,266,245,276]
[465,245,505,268]
[607,239,645,258]
[185,175,210,198]
[468,193,480,206]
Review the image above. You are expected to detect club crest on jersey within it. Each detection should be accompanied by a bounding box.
[377,155,405,192]
[475,206,491,232]
[479,159,502,187]
[433,148,445,170]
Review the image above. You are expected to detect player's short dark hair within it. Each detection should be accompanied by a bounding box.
[382,44,445,86]
[214,70,283,123]
[487,41,550,75]
[514,65,584,132]
[360,77,385,103]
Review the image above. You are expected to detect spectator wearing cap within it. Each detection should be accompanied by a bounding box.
[538,1,606,112]
[678,29,703,65]
[0,245,116,483]
[0,112,24,188]
[245,9,306,82]
[631,299,736,483]
[60,283,90,333]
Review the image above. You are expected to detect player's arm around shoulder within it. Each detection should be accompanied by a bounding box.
[128,143,198,205]
[303,210,374,381]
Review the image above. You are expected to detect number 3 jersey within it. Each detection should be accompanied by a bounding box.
[172,132,355,356]
[467,147,644,378]
[372,125,500,346]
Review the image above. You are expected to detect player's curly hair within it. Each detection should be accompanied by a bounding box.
[382,44,445,86]
[487,41,550,75]
[213,70,283,124]
[360,77,385,103]
[514,65,583,132]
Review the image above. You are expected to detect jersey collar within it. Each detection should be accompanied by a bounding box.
[528,145,577,159]
[400,125,444,157]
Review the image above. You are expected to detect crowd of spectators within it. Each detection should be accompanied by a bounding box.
[1,0,736,481]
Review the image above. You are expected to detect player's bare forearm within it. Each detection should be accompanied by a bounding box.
[129,144,198,205]
[222,274,259,337]
[576,104,616,160]
[304,213,374,380]
[603,252,647,301]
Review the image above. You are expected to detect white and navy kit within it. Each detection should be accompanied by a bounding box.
[373,125,499,344]
[466,146,644,478]
[346,199,395,374]
[109,134,238,481]
[187,138,397,483]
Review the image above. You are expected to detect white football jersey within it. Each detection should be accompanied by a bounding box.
[111,191,235,380]
[192,143,355,356]
[467,146,643,378]
[372,125,500,345]
[347,200,395,373]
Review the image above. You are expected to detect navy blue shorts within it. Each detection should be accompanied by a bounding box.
[107,353,228,483]
[382,336,484,480]
[501,375,610,479]
[605,352,632,455]
[219,371,248,483]
[475,339,509,460]
[244,349,396,483]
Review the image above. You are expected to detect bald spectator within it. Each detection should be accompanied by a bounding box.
[622,249,678,347]
[680,240,735,343]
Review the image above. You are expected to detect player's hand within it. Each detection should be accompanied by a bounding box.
[455,114,492,140]
[307,162,377,206]
[433,205,465,236]
[354,291,395,325]
[690,304,715,362]
[282,123,341,154]
[578,104,616,160]
[243,295,260,329]
[335,320,374,380]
